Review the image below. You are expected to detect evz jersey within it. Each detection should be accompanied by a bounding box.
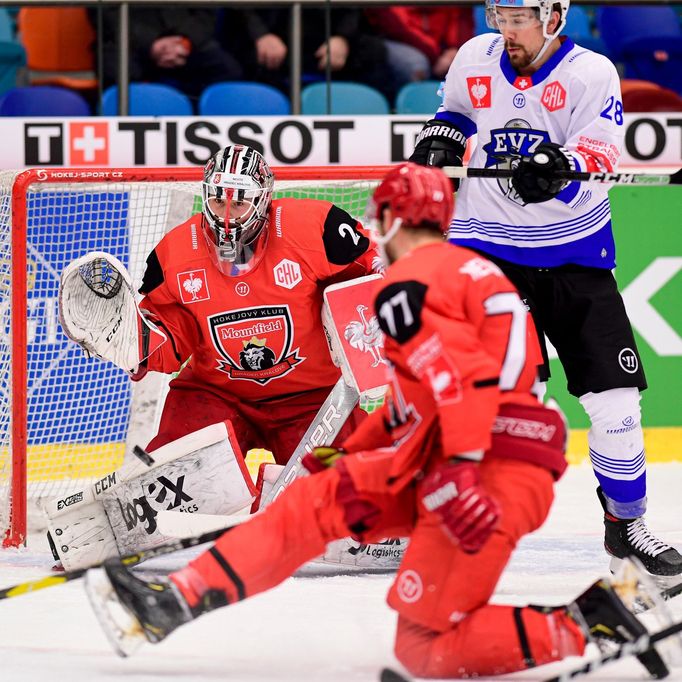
[137,198,381,401]
[437,34,625,269]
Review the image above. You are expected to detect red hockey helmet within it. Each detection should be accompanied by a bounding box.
[370,162,454,235]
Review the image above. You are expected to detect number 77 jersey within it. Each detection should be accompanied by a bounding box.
[371,242,543,472]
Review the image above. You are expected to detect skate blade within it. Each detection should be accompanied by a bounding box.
[610,556,682,592]
[84,568,146,658]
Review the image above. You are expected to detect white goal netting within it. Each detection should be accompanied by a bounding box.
[0,167,383,545]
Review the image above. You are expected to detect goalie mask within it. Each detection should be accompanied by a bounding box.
[368,163,454,266]
[202,145,275,276]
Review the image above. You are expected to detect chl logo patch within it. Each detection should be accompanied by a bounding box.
[274,259,302,289]
[618,347,639,374]
[208,305,303,384]
[178,269,210,303]
[541,81,566,112]
[396,569,423,604]
[467,76,492,108]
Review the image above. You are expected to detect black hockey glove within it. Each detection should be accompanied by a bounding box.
[511,142,575,204]
[409,119,466,190]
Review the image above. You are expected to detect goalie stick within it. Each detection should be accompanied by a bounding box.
[259,376,360,507]
[0,523,240,601]
[442,165,682,187]
[380,616,682,682]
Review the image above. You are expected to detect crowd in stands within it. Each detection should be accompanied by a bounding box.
[0,4,681,116]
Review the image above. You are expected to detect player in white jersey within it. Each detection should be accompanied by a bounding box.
[410,0,682,578]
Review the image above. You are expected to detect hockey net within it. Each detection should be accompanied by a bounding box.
[0,165,389,547]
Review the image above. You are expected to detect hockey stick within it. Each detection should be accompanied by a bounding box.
[0,523,237,601]
[260,376,360,507]
[442,165,682,187]
[542,618,682,682]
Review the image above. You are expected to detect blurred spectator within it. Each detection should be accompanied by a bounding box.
[366,6,474,82]
[94,7,242,99]
[222,8,396,100]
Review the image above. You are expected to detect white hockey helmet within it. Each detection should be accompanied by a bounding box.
[485,0,570,41]
[202,145,275,276]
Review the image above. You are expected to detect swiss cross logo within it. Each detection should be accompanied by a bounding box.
[69,122,108,165]
[273,259,302,289]
[466,76,492,108]
[541,81,566,112]
[513,76,533,91]
[178,269,210,304]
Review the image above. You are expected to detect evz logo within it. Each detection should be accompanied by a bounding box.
[482,122,550,203]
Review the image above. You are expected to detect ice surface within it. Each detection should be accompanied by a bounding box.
[2,463,682,681]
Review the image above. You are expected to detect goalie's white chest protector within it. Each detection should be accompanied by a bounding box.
[439,33,625,269]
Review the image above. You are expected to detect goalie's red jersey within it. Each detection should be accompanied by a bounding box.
[136,198,380,401]
[343,242,562,485]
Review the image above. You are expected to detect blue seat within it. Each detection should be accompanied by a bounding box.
[199,81,290,115]
[473,5,495,35]
[0,8,15,42]
[301,82,390,115]
[0,85,90,116]
[101,83,193,116]
[0,41,25,95]
[395,81,443,115]
[598,7,682,93]
[563,6,607,54]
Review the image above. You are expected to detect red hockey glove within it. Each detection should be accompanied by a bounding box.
[420,460,500,553]
[302,446,346,474]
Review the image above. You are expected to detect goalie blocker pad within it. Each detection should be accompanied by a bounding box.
[322,274,387,401]
[254,462,407,571]
[43,421,256,571]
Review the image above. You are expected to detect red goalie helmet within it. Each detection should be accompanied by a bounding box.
[370,163,454,235]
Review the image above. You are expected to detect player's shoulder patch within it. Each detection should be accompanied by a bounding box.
[374,280,428,344]
[322,204,370,265]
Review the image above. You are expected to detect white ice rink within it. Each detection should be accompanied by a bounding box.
[2,463,682,682]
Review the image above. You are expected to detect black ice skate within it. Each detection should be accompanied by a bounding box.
[569,578,669,679]
[85,561,224,657]
[597,487,682,579]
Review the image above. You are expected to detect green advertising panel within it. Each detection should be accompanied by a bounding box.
[546,186,682,435]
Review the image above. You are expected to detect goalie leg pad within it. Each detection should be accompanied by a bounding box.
[43,421,256,570]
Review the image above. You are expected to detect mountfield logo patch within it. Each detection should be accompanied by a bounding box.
[208,305,303,384]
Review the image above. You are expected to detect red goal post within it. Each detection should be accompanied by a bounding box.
[1,165,391,547]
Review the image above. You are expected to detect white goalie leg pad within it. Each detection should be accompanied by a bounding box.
[43,421,256,570]
[102,421,256,555]
[59,251,166,373]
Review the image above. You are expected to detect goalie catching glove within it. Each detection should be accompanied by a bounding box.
[59,251,166,373]
[409,118,467,190]
[420,458,500,553]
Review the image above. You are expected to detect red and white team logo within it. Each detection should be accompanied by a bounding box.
[69,122,108,165]
[541,81,566,112]
[178,269,210,303]
[208,304,303,384]
[323,275,387,395]
[466,76,492,108]
[235,281,250,296]
[396,570,423,604]
[273,259,302,289]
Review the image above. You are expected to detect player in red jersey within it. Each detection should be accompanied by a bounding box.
[132,144,380,463]
[87,164,663,678]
